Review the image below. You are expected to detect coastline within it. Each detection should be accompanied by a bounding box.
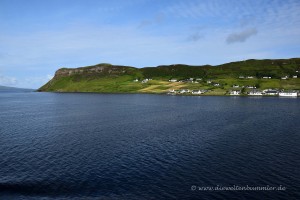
[37,91,300,97]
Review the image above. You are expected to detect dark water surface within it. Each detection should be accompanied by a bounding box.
[0,92,299,199]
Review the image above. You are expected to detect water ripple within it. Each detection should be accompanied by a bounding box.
[0,93,299,199]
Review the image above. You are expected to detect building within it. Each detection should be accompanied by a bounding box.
[262,77,271,79]
[169,79,177,82]
[167,89,177,95]
[279,91,298,97]
[133,78,139,82]
[142,79,150,83]
[186,78,194,83]
[293,75,298,78]
[263,89,278,96]
[230,90,241,95]
[180,89,190,94]
[248,90,263,96]
[281,76,288,80]
[246,86,256,89]
[232,85,240,88]
[192,90,202,94]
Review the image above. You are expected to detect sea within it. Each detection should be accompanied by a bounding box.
[0,91,299,199]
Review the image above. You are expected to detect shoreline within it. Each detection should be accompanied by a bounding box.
[36,91,300,97]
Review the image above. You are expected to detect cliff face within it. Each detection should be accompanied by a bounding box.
[54,64,136,78]
[37,63,139,92]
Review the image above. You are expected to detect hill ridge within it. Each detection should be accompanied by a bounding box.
[38,58,300,94]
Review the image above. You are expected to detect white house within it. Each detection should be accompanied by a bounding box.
[293,75,298,78]
[207,80,212,84]
[232,85,240,88]
[247,76,254,79]
[263,89,278,96]
[192,90,202,94]
[239,76,245,79]
[246,86,256,89]
[230,90,241,95]
[248,90,263,96]
[281,76,288,80]
[133,78,139,82]
[142,79,149,83]
[279,91,298,97]
[213,83,220,87]
[262,77,271,79]
[180,89,190,94]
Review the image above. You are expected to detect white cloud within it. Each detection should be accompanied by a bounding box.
[20,75,53,89]
[0,75,17,86]
[0,0,300,89]
[0,74,53,89]
[163,0,300,31]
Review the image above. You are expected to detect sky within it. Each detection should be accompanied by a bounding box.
[0,0,300,89]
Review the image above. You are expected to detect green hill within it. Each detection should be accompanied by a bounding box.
[38,58,300,95]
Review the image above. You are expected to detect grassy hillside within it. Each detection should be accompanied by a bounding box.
[38,58,300,95]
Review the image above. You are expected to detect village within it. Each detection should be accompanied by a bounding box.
[133,71,300,97]
[166,88,299,97]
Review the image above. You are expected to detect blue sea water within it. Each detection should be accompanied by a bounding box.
[0,92,299,199]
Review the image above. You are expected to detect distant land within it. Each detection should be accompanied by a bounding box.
[0,85,34,92]
[38,58,300,95]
